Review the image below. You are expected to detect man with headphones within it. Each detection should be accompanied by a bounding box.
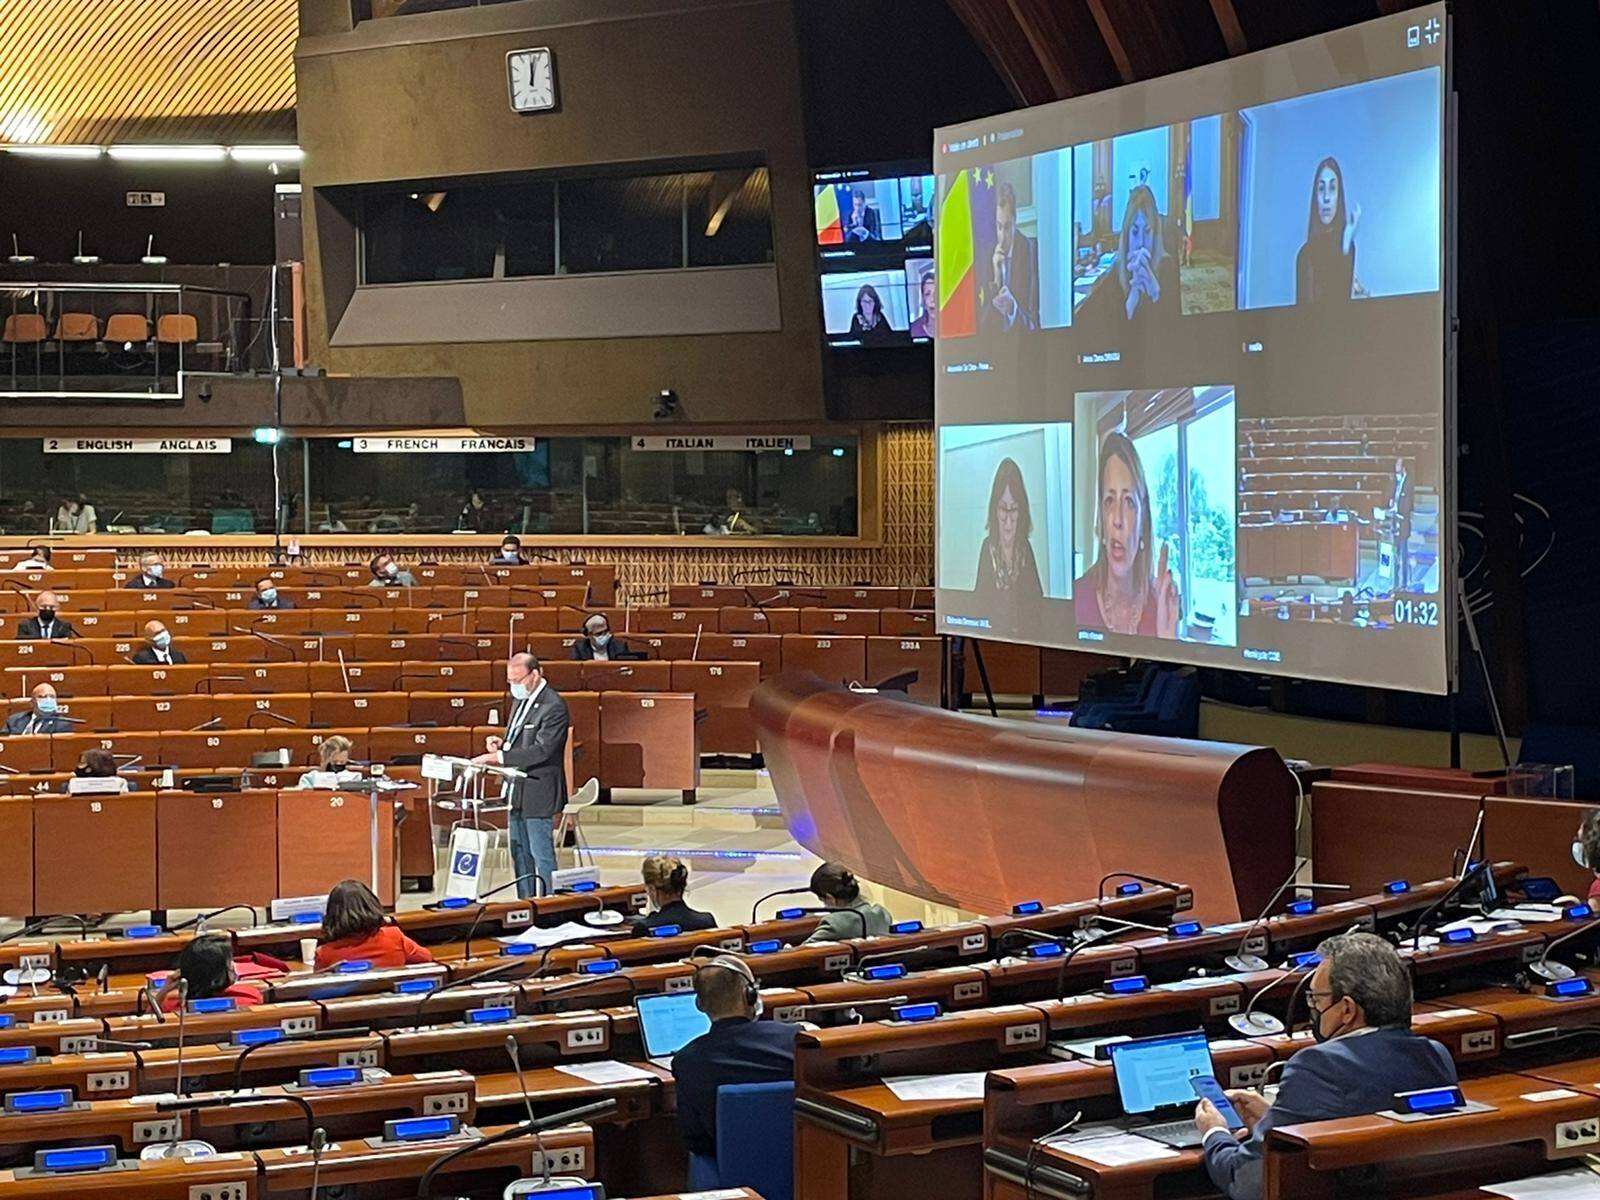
[670,955,800,1158]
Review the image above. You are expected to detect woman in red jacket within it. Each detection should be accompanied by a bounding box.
[157,934,264,1012]
[314,879,434,971]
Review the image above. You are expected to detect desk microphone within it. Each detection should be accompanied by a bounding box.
[415,1098,617,1200]
[750,886,811,923]
[411,959,531,1024]
[537,937,618,977]
[175,903,261,934]
[247,710,300,728]
[154,1090,317,1152]
[1225,858,1351,973]
[423,873,536,912]
[193,676,247,695]
[230,1027,376,1090]
[96,964,109,994]
[189,717,225,732]
[1228,959,1318,1037]
[173,980,190,1096]
[308,1127,327,1199]
[536,972,639,1005]
[1404,801,1490,950]
[1528,915,1600,984]
[503,1034,552,1189]
[1096,871,1185,899]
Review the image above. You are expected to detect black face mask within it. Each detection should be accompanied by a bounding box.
[37,608,55,623]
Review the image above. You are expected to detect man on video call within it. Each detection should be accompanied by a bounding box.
[986,181,1039,331]
[1389,456,1413,592]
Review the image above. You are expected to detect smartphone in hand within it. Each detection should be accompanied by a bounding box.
[1190,1074,1246,1130]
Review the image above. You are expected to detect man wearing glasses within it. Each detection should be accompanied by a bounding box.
[1193,932,1458,1200]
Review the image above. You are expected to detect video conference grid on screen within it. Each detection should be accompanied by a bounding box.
[814,163,937,348]
[933,5,1452,694]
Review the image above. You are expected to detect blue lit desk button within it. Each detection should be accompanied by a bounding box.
[890,921,923,936]
[1383,880,1411,895]
[776,907,806,920]
[299,1066,362,1089]
[395,978,439,995]
[1103,975,1149,995]
[1115,883,1143,897]
[1025,942,1065,959]
[890,1001,940,1023]
[1168,921,1203,938]
[746,939,782,956]
[862,963,907,980]
[1284,899,1316,916]
[32,1144,117,1173]
[580,958,622,975]
[1544,977,1594,999]
[1012,901,1044,916]
[233,1027,285,1046]
[5,1089,73,1114]
[382,1114,461,1143]
[468,1006,514,1024]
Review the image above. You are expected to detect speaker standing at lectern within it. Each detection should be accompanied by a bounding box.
[473,652,569,898]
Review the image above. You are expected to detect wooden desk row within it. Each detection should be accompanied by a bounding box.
[0,584,595,616]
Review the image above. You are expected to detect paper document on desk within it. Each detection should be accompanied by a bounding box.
[497,920,626,947]
[882,1072,988,1102]
[554,1060,657,1085]
[1046,1129,1181,1166]
[1483,1164,1600,1199]
[1487,905,1566,924]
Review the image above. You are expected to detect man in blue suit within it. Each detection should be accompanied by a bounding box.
[672,956,798,1158]
[1195,932,1457,1200]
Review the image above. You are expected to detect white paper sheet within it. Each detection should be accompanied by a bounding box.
[553,1060,657,1085]
[497,920,625,948]
[1046,1130,1182,1166]
[882,1072,988,1102]
[1483,1165,1600,1199]
[1488,905,1567,924]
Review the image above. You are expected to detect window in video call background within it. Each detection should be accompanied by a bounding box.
[933,5,1454,694]
[814,162,937,349]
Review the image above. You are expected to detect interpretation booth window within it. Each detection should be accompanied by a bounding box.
[355,164,773,285]
[302,434,858,537]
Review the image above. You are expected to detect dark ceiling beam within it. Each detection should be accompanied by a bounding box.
[945,0,1059,105]
[1082,0,1136,82]
[1003,0,1077,99]
[1208,0,1249,54]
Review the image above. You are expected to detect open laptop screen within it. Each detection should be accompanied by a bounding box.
[1107,1030,1215,1115]
[637,992,712,1058]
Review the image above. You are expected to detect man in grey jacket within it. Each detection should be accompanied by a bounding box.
[473,652,569,897]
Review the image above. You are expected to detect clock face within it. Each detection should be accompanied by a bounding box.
[507,47,556,113]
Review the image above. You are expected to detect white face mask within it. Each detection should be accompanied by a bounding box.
[510,678,534,701]
[1575,840,1590,870]
[384,562,399,577]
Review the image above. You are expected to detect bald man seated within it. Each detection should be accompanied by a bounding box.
[123,553,175,590]
[130,620,187,665]
[15,591,76,640]
[3,684,73,735]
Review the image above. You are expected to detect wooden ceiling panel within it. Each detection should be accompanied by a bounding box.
[0,0,297,145]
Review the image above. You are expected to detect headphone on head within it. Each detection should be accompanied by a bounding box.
[696,955,759,1008]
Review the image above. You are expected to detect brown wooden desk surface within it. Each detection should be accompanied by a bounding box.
[0,1152,262,1198]
[1266,1071,1600,1173]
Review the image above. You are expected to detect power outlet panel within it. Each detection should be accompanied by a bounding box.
[1004,1023,1043,1047]
[1461,1030,1497,1055]
[339,1048,380,1068]
[279,1016,317,1035]
[1555,1118,1600,1147]
[531,1146,588,1174]
[1229,1063,1267,1088]
[86,1070,131,1094]
[187,1184,248,1200]
[566,1027,605,1049]
[134,1118,180,1144]
[423,1092,469,1115]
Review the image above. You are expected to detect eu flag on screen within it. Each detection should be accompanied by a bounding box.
[815,185,843,245]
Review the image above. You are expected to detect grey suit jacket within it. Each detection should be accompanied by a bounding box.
[500,683,570,819]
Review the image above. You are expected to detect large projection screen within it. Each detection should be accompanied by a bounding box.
[934,5,1454,693]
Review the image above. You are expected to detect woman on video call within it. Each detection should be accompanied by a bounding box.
[1296,156,1358,304]
[848,283,903,346]
[972,457,1043,636]
[1074,431,1181,639]
[1077,184,1178,330]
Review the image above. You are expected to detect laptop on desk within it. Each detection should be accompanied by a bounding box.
[1105,1029,1217,1149]
[636,991,712,1069]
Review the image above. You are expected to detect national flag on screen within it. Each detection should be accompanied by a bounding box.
[1182,146,1194,264]
[937,168,994,338]
[814,185,842,245]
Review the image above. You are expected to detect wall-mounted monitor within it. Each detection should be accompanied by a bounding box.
[813,161,936,349]
[934,4,1452,693]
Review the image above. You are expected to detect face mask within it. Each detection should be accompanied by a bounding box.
[74,765,91,777]
[147,564,164,579]
[36,696,57,714]
[384,562,399,577]
[1575,840,1591,870]
[510,679,533,701]
[330,760,350,772]
[593,632,611,647]
[153,631,171,649]
[752,994,764,1019]
[37,608,55,623]
[502,550,520,561]
[260,588,278,605]
[1308,994,1341,1044]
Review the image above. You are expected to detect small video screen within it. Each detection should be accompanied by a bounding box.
[937,422,1074,639]
[1072,387,1238,647]
[1236,67,1442,310]
[936,148,1073,338]
[814,163,936,350]
[820,268,912,348]
[1237,413,1443,629]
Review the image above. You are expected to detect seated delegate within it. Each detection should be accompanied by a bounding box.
[571,612,632,661]
[131,620,186,665]
[1574,808,1600,904]
[313,879,433,970]
[9,545,50,571]
[295,736,363,789]
[249,577,294,609]
[124,553,175,590]
[1194,932,1458,1200]
[65,748,131,794]
[801,861,894,943]
[15,591,76,640]
[671,955,799,1158]
[495,535,529,565]
[155,934,264,1012]
[3,683,72,735]
[631,855,718,936]
[369,553,418,587]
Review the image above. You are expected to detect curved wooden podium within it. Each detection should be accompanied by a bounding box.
[752,675,1296,921]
